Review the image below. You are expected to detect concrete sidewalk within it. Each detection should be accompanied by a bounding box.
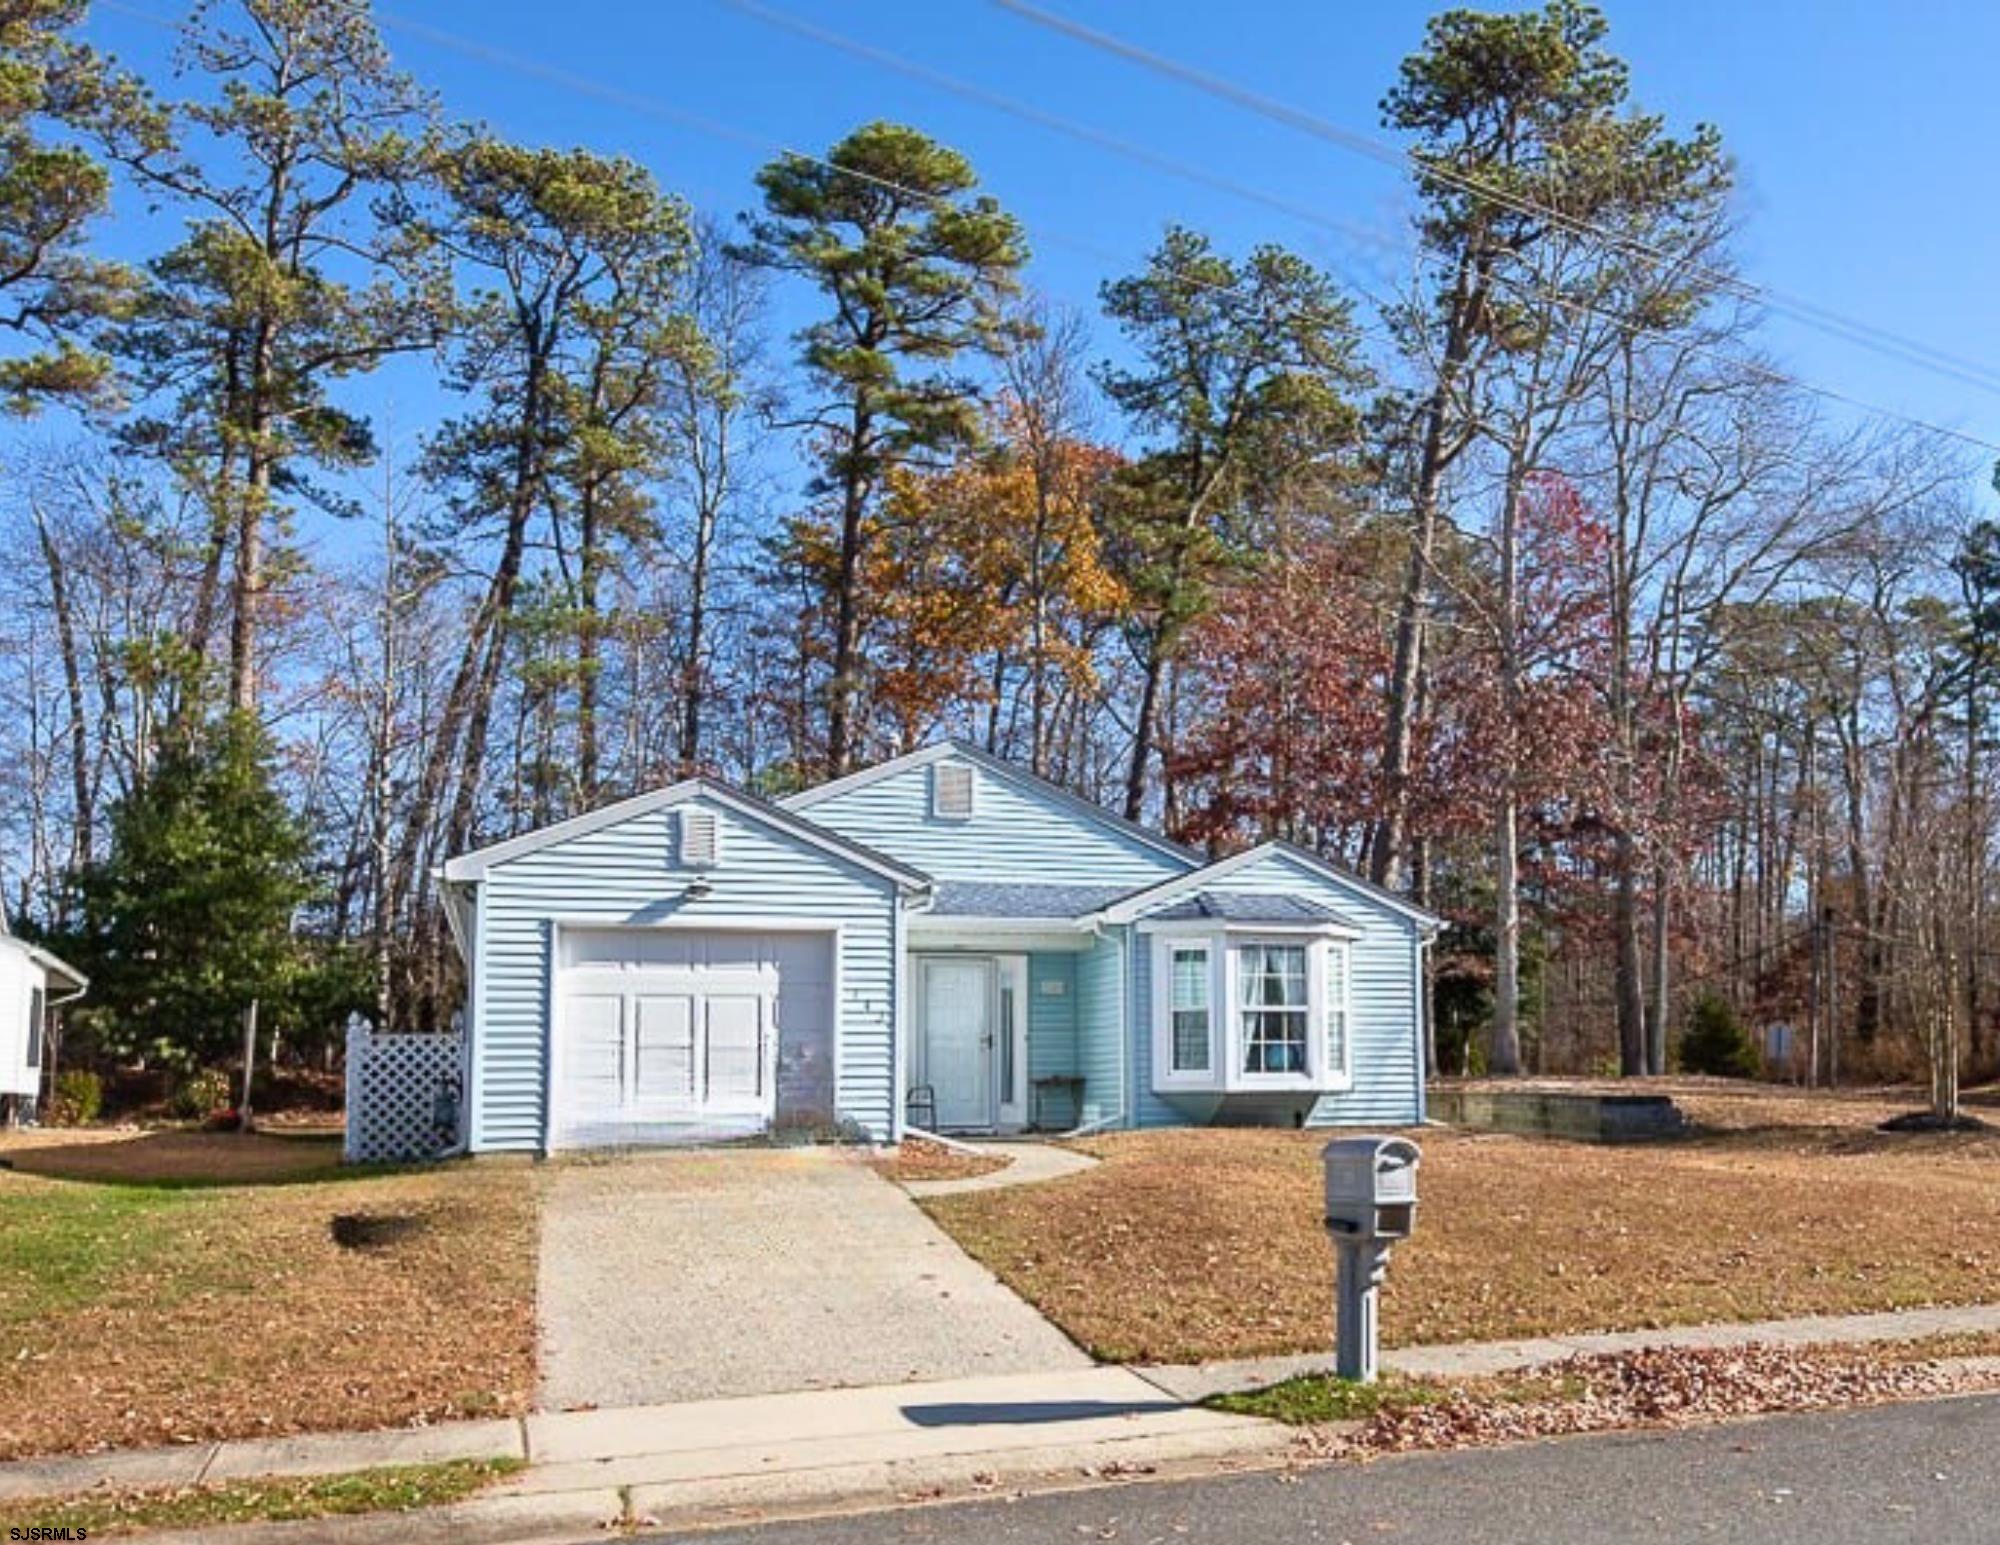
[6,1300,1998,1524]
[506,1365,1281,1528]
[1136,1301,2000,1402]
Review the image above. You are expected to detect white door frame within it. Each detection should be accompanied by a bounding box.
[912,951,1028,1133]
[544,918,842,1152]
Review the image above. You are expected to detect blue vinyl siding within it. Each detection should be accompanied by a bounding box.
[1027,952,1079,1127]
[790,755,1188,888]
[467,794,900,1151]
[1076,929,1128,1126]
[1128,852,1424,1129]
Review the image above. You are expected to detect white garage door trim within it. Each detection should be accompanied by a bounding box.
[544,919,844,1152]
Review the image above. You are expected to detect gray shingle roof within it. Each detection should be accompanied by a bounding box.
[1148,890,1356,927]
[927,881,1138,919]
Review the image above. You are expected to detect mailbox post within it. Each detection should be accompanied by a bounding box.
[1321,1136,1421,1384]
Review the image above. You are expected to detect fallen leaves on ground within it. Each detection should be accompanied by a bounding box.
[925,1084,2000,1363]
[870,1138,1013,1184]
[0,1139,536,1460]
[1321,1342,1992,1459]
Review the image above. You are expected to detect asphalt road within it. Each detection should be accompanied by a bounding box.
[661,1393,2000,1544]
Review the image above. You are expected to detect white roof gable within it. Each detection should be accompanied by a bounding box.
[441,777,931,890]
[783,740,1197,871]
[1097,841,1442,932]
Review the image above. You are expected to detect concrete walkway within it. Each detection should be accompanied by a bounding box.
[1135,1301,2000,1402]
[902,1140,1098,1198]
[538,1146,1090,1410]
[9,1300,1997,1512]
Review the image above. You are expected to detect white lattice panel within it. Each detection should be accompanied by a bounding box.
[344,1017,464,1163]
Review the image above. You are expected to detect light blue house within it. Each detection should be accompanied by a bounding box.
[440,741,1439,1152]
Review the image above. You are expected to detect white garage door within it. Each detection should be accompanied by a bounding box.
[554,928,833,1148]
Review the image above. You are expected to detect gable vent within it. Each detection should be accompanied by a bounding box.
[932,762,975,821]
[679,807,721,869]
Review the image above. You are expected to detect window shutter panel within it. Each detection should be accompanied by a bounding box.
[680,808,720,868]
[932,762,975,819]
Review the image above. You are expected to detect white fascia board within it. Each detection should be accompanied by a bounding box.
[782,739,1199,870]
[781,742,958,809]
[1135,916,1360,940]
[1097,843,1285,924]
[441,777,930,893]
[442,779,706,879]
[1,933,88,994]
[437,875,474,965]
[908,915,1093,933]
[1100,841,1441,932]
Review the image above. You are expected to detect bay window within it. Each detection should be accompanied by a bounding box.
[1150,927,1357,1093]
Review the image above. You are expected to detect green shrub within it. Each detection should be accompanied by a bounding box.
[45,1069,103,1126]
[1678,992,1760,1079]
[170,1067,234,1121]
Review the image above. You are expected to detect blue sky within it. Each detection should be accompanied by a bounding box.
[78,0,2000,474]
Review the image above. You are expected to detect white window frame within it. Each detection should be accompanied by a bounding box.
[1144,919,1358,1095]
[1323,938,1354,1089]
[1152,936,1217,1087]
[1234,938,1313,1082]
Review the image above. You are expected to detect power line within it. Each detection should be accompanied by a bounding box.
[97,0,2000,456]
[993,0,2000,402]
[713,1,2000,456]
[716,0,1409,298]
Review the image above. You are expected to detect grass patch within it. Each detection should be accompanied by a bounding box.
[0,1132,536,1461]
[0,1184,194,1324]
[1211,1374,1450,1425]
[13,1458,522,1537]
[922,1084,2000,1364]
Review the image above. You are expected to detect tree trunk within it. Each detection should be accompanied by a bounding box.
[1645,860,1671,1074]
[1488,450,1524,1077]
[31,503,92,891]
[824,399,875,779]
[576,479,602,806]
[679,484,716,775]
[1490,791,1522,1075]
[1372,250,1486,891]
[1613,833,1648,1075]
[230,316,278,713]
[1124,625,1167,822]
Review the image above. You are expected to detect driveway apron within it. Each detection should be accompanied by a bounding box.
[537,1147,1091,1410]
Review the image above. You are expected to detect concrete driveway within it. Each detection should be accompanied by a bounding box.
[537,1147,1091,1410]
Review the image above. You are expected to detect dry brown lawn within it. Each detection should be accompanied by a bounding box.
[923,1085,2000,1364]
[0,1130,537,1460]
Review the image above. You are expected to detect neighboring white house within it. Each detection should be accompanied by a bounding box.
[435,740,1441,1154]
[0,906,87,1121]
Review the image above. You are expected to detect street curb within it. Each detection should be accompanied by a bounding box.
[4,1303,1995,1509]
[0,1419,526,1502]
[1137,1302,2000,1402]
[118,1488,623,1545]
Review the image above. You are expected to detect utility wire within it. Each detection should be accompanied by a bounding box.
[99,0,2000,456]
[717,0,1408,296]
[994,0,2000,402]
[713,0,2000,456]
